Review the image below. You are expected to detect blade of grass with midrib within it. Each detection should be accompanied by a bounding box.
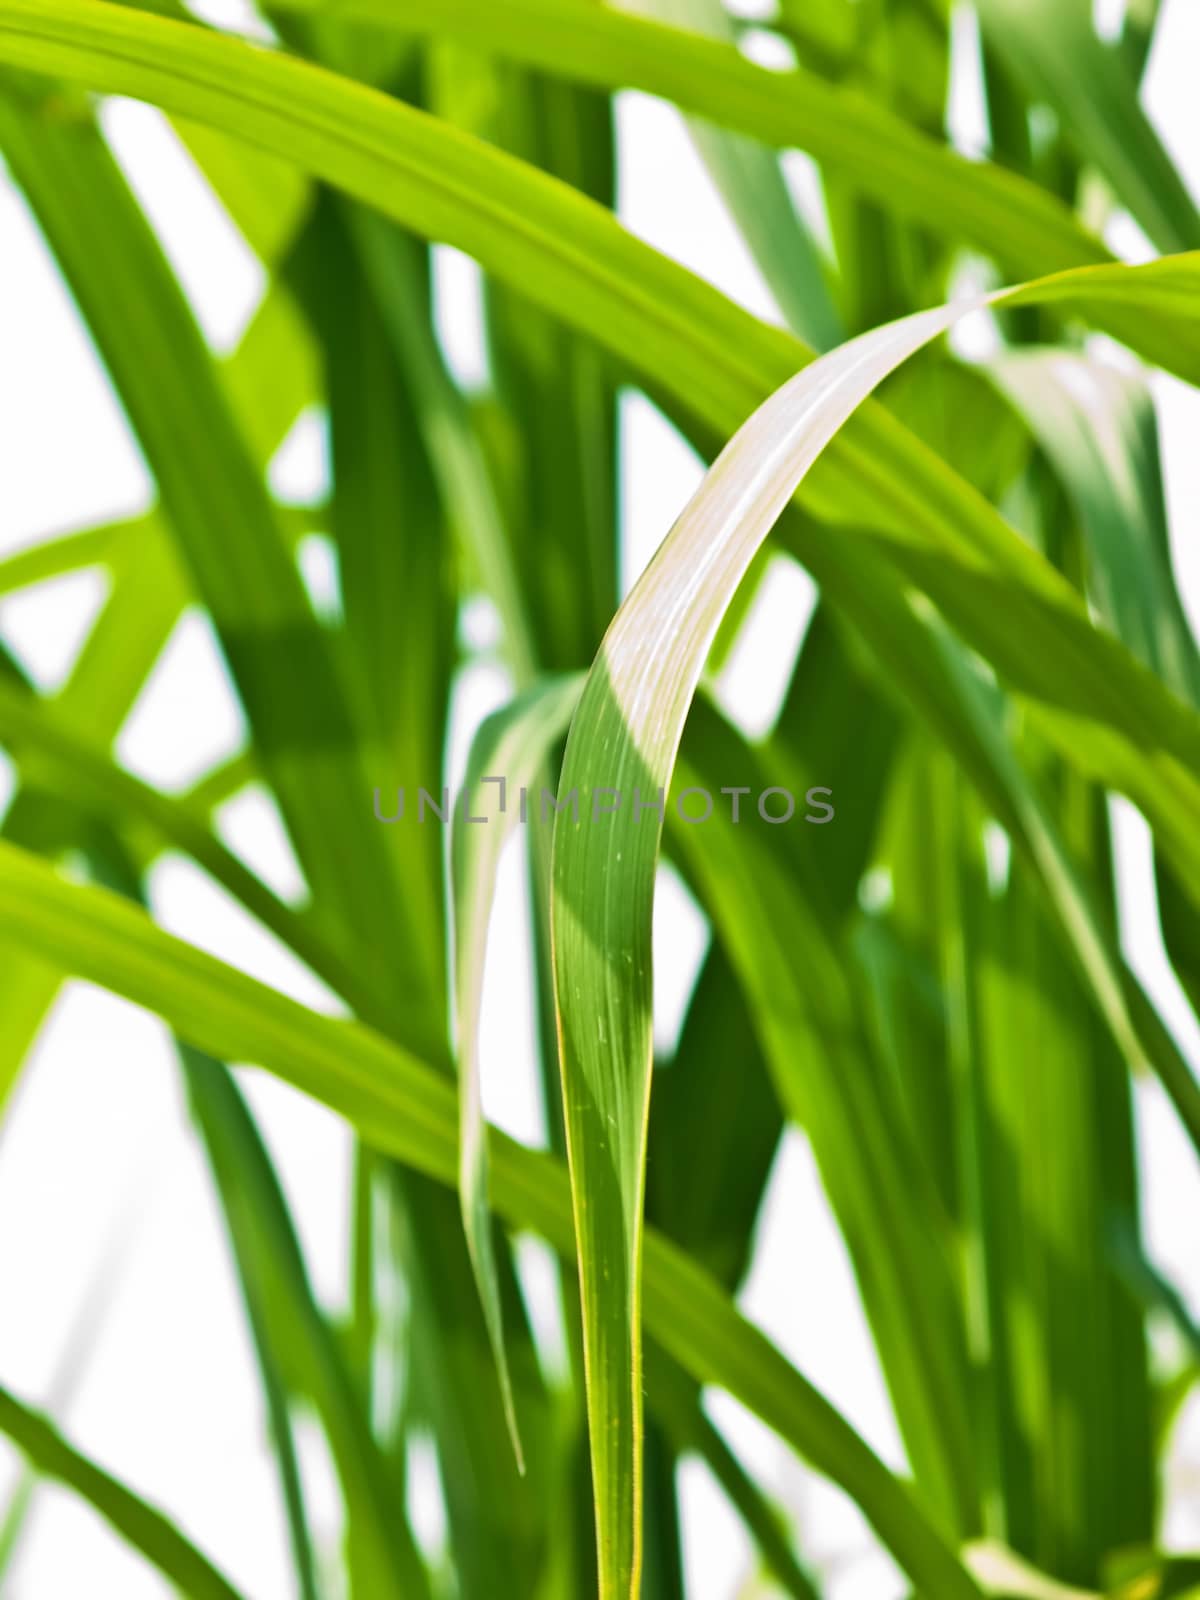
[451,676,583,1471]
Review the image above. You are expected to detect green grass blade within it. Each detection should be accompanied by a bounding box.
[970,855,1153,1580]
[548,266,1200,1591]
[453,52,621,673]
[0,837,985,1600]
[0,497,320,602]
[183,1053,431,1599]
[0,520,141,597]
[0,263,317,1117]
[806,543,1200,1157]
[0,1386,246,1600]
[265,0,1111,282]
[549,299,1000,1592]
[287,193,453,1015]
[345,208,539,685]
[647,942,783,1293]
[0,531,186,1116]
[92,836,323,1600]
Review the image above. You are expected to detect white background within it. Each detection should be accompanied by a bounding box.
[1,1,1199,1594]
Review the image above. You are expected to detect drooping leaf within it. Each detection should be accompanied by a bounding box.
[450,674,582,1466]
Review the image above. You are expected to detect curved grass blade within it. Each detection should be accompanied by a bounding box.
[449,682,825,1577]
[548,266,1200,1592]
[0,837,985,1600]
[451,675,583,1468]
[0,1386,246,1600]
[550,298,990,1596]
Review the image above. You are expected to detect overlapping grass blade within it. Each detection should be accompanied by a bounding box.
[2,1,1198,911]
[283,162,554,1597]
[0,88,446,1046]
[440,46,621,674]
[286,191,452,1016]
[549,297,989,1593]
[671,699,978,1536]
[182,1051,431,1599]
[345,208,538,684]
[968,842,1153,1579]
[263,0,1112,282]
[0,677,377,1013]
[0,534,186,1116]
[802,542,1200,1155]
[647,940,783,1294]
[975,0,1200,256]
[4,116,552,1568]
[0,836,985,1600]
